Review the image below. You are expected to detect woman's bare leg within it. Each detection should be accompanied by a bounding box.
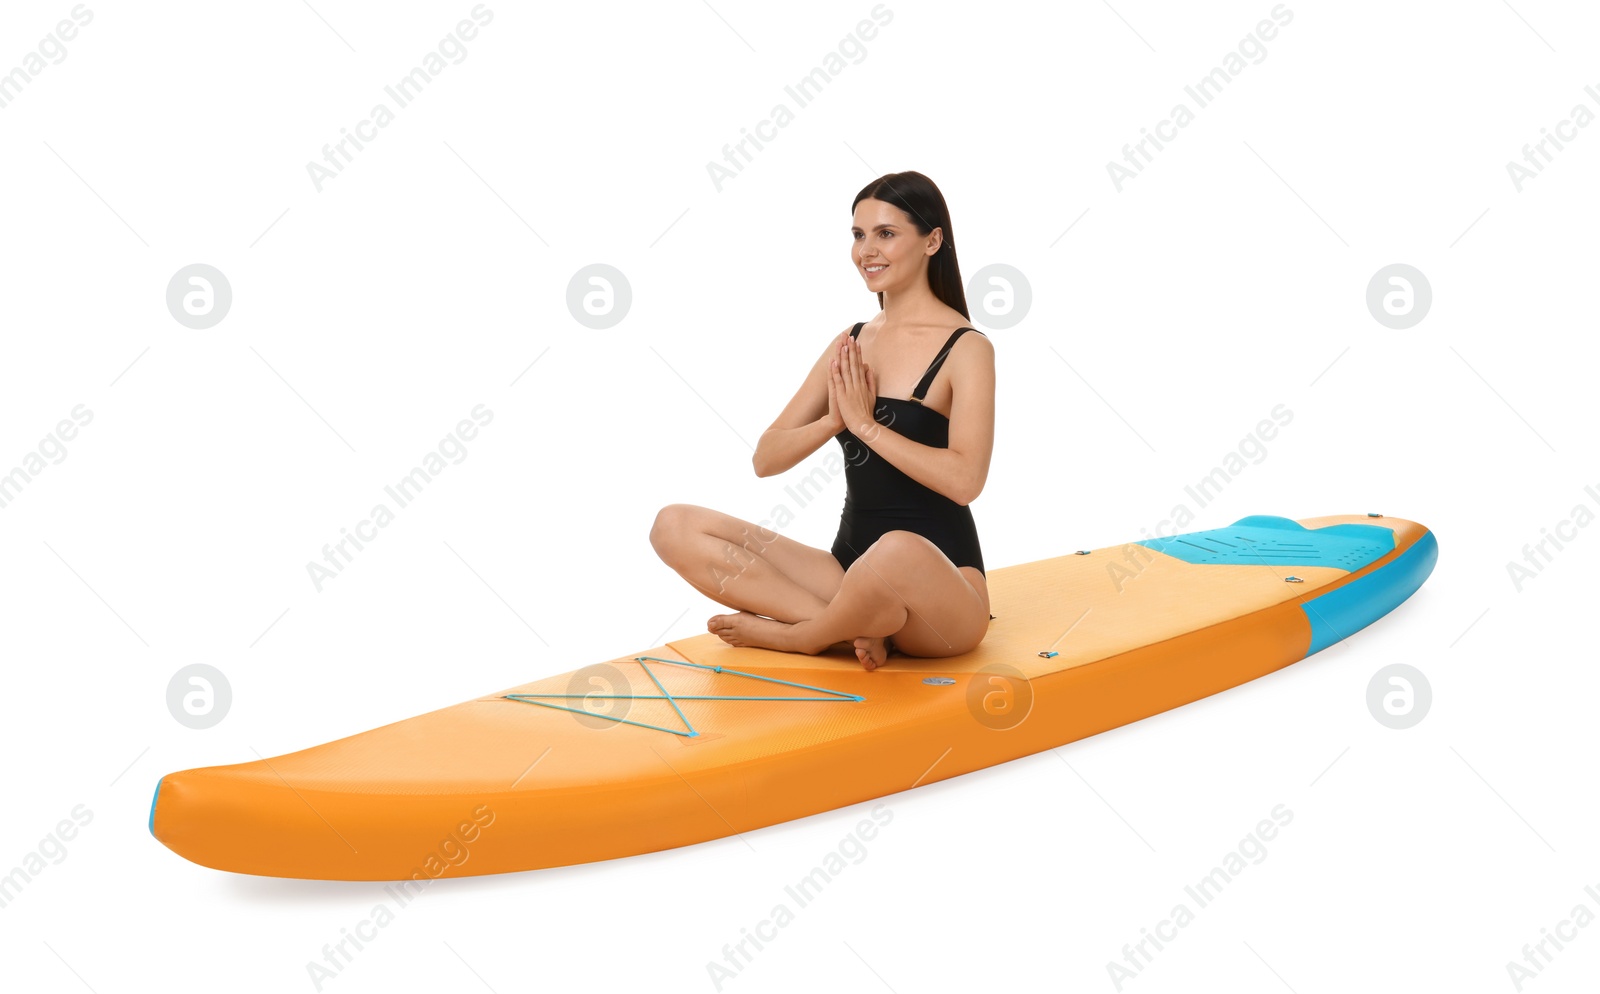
[706,530,990,667]
[649,503,845,624]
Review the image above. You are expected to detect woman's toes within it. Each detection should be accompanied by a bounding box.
[852,635,890,670]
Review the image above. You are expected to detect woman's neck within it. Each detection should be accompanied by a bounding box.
[878,278,945,325]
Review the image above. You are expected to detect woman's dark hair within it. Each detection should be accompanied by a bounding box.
[852,171,970,320]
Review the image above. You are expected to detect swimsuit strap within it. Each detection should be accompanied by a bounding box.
[910,327,984,403]
[846,323,986,402]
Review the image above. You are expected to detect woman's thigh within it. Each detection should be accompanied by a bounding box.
[666,503,845,604]
[857,532,990,657]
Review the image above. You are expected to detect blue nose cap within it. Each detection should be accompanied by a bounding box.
[148,777,163,836]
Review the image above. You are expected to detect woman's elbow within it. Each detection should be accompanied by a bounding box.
[952,471,986,506]
[750,436,768,477]
[752,447,779,478]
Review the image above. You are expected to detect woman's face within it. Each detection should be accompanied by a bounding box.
[851,198,940,295]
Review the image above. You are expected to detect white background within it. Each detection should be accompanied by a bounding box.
[1,1,1596,991]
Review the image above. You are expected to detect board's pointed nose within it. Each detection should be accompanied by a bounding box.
[147,763,275,868]
[146,760,385,879]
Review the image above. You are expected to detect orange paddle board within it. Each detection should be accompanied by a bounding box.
[150,512,1436,880]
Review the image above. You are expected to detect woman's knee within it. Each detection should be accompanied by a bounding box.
[650,503,704,557]
[862,529,937,570]
[844,531,934,600]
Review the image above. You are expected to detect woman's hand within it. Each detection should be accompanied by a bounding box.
[830,335,879,439]
[821,332,847,434]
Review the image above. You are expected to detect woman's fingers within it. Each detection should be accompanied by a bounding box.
[834,346,859,426]
[831,338,881,434]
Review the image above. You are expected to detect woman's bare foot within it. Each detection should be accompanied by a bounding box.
[707,611,797,651]
[853,635,892,671]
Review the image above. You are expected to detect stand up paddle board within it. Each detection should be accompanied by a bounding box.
[151,512,1436,880]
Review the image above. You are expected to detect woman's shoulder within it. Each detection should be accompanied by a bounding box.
[945,322,994,381]
[939,307,988,342]
[950,320,993,353]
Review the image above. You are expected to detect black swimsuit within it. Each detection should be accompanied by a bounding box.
[830,322,986,576]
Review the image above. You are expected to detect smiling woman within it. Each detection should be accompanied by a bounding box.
[650,170,996,671]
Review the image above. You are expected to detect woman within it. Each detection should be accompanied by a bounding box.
[649,171,994,671]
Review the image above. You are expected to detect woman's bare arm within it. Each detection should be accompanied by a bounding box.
[752,327,852,478]
[845,331,994,505]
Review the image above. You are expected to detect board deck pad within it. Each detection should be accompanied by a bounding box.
[151,513,1437,880]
